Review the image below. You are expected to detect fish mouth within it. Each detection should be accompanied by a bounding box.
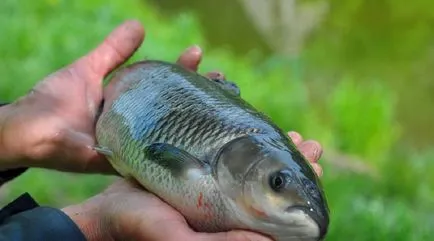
[285,205,328,240]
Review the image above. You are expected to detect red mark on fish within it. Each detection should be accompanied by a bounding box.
[197,192,214,220]
[197,192,204,208]
[248,205,268,218]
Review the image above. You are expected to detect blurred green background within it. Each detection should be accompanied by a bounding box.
[0,0,433,240]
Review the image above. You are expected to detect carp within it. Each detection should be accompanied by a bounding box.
[95,60,330,241]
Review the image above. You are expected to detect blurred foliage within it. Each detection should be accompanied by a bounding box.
[328,78,400,163]
[302,0,434,148]
[0,0,433,241]
[305,0,434,69]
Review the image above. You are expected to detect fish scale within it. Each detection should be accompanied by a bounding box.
[95,60,330,241]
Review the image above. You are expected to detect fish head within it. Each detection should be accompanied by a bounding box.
[214,135,329,241]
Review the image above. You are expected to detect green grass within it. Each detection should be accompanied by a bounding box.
[0,0,433,240]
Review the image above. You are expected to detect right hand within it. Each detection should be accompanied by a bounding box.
[287,131,323,177]
[62,178,273,241]
[175,50,324,177]
[62,131,323,241]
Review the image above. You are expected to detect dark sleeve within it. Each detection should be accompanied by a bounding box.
[0,193,87,241]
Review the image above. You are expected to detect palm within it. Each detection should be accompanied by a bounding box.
[101,180,191,241]
[0,66,106,173]
[0,21,145,173]
[35,69,101,135]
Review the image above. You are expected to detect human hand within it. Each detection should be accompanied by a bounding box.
[61,133,323,241]
[0,19,324,177]
[0,20,146,173]
[63,178,270,241]
[288,131,323,177]
[0,21,244,174]
[173,48,325,177]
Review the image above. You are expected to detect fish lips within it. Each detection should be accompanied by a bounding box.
[285,205,329,240]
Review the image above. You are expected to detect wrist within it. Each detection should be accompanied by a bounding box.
[0,102,47,170]
[62,196,113,241]
[0,103,22,170]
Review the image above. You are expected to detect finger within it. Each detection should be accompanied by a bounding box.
[71,20,145,79]
[137,218,197,241]
[103,177,141,193]
[288,131,303,146]
[195,230,272,241]
[206,71,226,81]
[312,163,323,177]
[58,129,117,175]
[298,140,323,164]
[176,45,202,72]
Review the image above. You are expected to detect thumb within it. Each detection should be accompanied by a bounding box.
[195,230,273,241]
[176,45,202,72]
[49,128,115,174]
[71,20,145,80]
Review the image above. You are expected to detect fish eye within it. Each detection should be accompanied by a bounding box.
[269,171,287,192]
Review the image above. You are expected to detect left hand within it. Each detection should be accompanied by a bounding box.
[0,21,227,174]
[0,20,324,177]
[0,20,147,173]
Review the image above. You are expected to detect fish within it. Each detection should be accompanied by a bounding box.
[94,60,330,241]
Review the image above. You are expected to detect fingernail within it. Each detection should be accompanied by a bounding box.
[288,131,302,144]
[188,45,202,54]
[313,164,323,177]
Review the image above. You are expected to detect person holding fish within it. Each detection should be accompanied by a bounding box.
[0,21,325,241]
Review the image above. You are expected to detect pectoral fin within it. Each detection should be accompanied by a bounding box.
[93,145,114,157]
[144,143,210,180]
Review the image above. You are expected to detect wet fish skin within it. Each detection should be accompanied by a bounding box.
[95,60,330,241]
